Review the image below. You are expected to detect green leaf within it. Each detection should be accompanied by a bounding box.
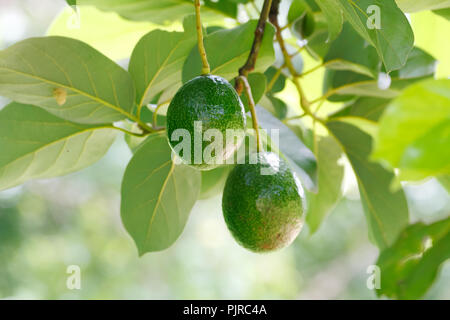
[324,23,379,78]
[325,59,377,78]
[330,97,391,121]
[437,175,450,193]
[323,46,436,100]
[324,71,434,100]
[376,217,450,299]
[264,66,286,94]
[66,0,77,6]
[399,119,450,180]
[182,20,275,82]
[78,0,239,24]
[0,102,116,191]
[316,0,344,41]
[305,32,330,60]
[372,79,450,181]
[288,0,310,24]
[129,16,197,106]
[0,37,135,124]
[48,6,157,61]
[265,95,288,120]
[336,0,414,72]
[292,10,316,39]
[306,135,344,234]
[323,29,436,102]
[256,106,318,192]
[199,166,232,200]
[121,133,201,254]
[323,69,383,101]
[433,7,450,19]
[389,47,437,79]
[327,120,409,249]
[396,0,450,12]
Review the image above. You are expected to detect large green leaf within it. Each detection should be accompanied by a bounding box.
[304,17,332,59]
[336,0,414,72]
[372,79,450,181]
[256,106,318,192]
[327,120,409,249]
[306,135,344,234]
[330,97,391,121]
[0,37,135,124]
[121,133,201,254]
[0,103,116,191]
[316,0,344,41]
[324,47,436,100]
[324,23,379,78]
[48,6,157,61]
[396,0,450,12]
[376,217,450,299]
[389,47,437,79]
[78,0,238,24]
[129,16,196,107]
[182,20,275,82]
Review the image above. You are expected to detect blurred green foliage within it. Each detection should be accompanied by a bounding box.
[0,0,448,300]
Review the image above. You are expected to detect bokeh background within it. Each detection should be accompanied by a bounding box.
[0,0,449,299]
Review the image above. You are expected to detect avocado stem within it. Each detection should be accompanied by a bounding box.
[194,0,211,75]
[238,75,262,153]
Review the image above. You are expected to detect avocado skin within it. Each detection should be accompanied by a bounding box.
[222,152,306,252]
[166,75,246,170]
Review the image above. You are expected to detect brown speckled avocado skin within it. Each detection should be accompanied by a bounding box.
[222,152,306,252]
[166,75,246,170]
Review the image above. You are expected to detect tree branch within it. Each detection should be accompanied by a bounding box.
[235,0,273,95]
[269,0,325,123]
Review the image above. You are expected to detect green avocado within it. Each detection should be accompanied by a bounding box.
[166,75,246,170]
[222,152,306,252]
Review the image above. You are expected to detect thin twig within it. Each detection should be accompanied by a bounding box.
[152,100,170,128]
[235,0,273,95]
[300,62,324,77]
[109,125,149,137]
[195,0,210,75]
[282,113,307,123]
[269,0,325,124]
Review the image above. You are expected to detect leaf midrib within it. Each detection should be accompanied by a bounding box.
[144,161,175,249]
[0,66,134,119]
[0,125,113,177]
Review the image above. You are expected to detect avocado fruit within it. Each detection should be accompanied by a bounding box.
[222,152,306,252]
[166,75,246,170]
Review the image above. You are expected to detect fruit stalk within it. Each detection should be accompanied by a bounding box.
[238,76,261,152]
[236,0,273,95]
[194,0,211,75]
